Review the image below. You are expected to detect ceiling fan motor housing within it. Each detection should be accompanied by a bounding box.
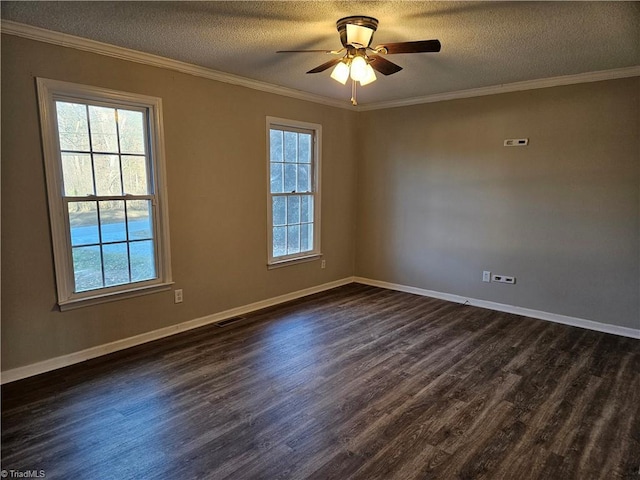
[337,16,379,47]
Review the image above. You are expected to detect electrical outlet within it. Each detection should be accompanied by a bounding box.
[321,259,326,269]
[492,275,516,284]
[482,271,491,282]
[504,138,529,147]
[174,289,183,303]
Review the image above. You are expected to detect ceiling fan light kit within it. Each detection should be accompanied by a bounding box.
[277,15,441,106]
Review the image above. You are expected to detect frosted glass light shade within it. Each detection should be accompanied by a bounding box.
[359,64,377,86]
[346,24,374,47]
[350,56,368,81]
[330,61,350,84]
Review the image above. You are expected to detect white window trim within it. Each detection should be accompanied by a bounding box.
[266,116,322,267]
[37,78,173,310]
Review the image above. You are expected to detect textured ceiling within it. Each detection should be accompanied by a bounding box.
[2,1,639,106]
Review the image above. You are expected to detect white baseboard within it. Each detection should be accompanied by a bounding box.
[4,275,637,383]
[354,277,640,340]
[1,277,355,384]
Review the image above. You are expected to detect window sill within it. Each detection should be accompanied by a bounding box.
[58,282,174,311]
[267,254,322,270]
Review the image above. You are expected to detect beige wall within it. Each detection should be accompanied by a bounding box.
[356,78,640,329]
[2,34,638,373]
[1,35,358,370]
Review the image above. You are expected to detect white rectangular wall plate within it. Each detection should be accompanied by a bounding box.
[174,289,183,303]
[504,138,529,146]
[492,274,516,284]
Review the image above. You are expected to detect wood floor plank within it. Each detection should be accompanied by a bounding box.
[2,283,638,479]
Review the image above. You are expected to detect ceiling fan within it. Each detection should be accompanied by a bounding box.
[277,16,441,105]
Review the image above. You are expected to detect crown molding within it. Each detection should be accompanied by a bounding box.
[3,20,639,112]
[358,66,640,111]
[0,20,352,110]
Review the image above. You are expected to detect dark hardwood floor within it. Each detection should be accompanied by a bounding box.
[2,283,639,479]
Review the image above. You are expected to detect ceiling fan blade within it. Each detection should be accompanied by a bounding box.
[369,55,403,75]
[307,58,342,74]
[374,39,441,54]
[277,49,340,54]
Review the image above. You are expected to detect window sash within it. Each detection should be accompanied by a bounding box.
[266,117,321,266]
[63,195,159,290]
[37,78,172,309]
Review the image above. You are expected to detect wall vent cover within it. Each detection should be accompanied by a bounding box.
[216,316,246,327]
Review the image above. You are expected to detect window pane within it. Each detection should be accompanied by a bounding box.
[297,164,311,192]
[298,133,311,163]
[287,195,300,224]
[99,201,126,243]
[69,202,99,246]
[273,226,286,257]
[56,102,90,152]
[284,131,297,163]
[73,245,103,292]
[270,163,283,194]
[270,129,283,162]
[118,109,145,154]
[94,155,122,196]
[300,195,313,223]
[130,240,156,282]
[61,153,94,196]
[89,106,119,153]
[103,243,130,287]
[284,164,297,192]
[42,81,171,304]
[122,155,149,195]
[287,225,300,254]
[272,197,286,226]
[301,224,313,252]
[127,200,153,240]
[268,123,318,262]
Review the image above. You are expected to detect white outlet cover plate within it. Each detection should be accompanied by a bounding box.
[492,274,516,284]
[504,138,529,147]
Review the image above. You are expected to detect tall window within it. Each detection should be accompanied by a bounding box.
[267,117,321,266]
[37,79,172,310]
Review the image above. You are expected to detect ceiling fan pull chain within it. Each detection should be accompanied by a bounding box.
[351,79,358,106]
